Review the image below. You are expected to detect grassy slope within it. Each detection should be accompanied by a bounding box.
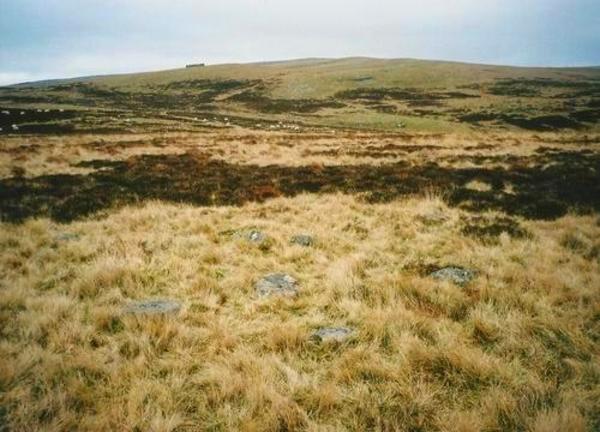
[0,60,599,431]
[94,57,599,97]
[2,57,600,133]
[1,194,599,431]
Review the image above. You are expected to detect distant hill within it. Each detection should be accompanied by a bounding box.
[1,57,599,133]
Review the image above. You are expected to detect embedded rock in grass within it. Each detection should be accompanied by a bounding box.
[55,232,80,241]
[247,229,266,243]
[430,266,476,285]
[255,273,298,298]
[417,211,448,226]
[312,327,355,343]
[125,299,182,315]
[291,234,314,247]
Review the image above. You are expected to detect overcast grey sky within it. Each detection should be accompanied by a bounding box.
[1,0,599,85]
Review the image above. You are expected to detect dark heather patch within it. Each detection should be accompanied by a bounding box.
[461,216,530,242]
[488,78,600,96]
[0,107,78,134]
[570,109,600,123]
[458,111,583,131]
[161,79,254,92]
[336,87,479,108]
[0,150,598,223]
[230,91,345,113]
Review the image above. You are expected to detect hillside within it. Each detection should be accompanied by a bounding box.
[1,57,600,133]
[1,58,599,431]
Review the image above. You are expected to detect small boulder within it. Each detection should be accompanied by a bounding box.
[417,211,448,226]
[291,234,313,247]
[125,299,182,315]
[224,228,267,243]
[430,266,475,285]
[247,229,266,243]
[255,273,298,298]
[312,327,354,343]
[55,232,79,241]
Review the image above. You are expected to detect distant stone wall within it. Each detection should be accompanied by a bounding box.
[186,63,205,68]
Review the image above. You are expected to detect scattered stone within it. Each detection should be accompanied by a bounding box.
[125,299,182,315]
[221,228,267,243]
[291,234,314,247]
[247,229,266,243]
[11,124,19,131]
[417,211,448,226]
[55,232,79,241]
[311,327,355,343]
[430,266,476,285]
[1,110,9,115]
[255,273,298,298]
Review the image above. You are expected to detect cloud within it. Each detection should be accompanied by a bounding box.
[0,0,599,84]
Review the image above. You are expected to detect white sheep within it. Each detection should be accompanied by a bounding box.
[11,124,19,131]
[1,110,9,115]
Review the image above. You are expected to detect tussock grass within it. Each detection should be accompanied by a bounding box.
[1,193,599,431]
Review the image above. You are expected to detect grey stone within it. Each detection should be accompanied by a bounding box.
[291,234,314,247]
[247,230,266,243]
[125,299,182,315]
[55,232,80,241]
[312,327,355,343]
[255,273,298,298]
[417,212,448,226]
[430,266,476,285]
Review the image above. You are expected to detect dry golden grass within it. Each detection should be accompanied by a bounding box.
[1,189,599,431]
[2,130,598,179]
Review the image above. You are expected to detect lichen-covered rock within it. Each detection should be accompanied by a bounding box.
[125,299,182,315]
[255,273,298,298]
[221,228,267,243]
[55,232,79,241]
[291,234,314,247]
[246,230,266,243]
[430,266,475,285]
[417,211,448,226]
[311,327,355,343]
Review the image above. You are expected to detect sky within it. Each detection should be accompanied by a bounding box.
[0,0,599,85]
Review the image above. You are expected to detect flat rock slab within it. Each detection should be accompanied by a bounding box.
[55,233,80,241]
[430,266,475,285]
[255,273,298,298]
[312,327,355,343]
[125,299,182,315]
[417,212,448,226]
[246,230,266,243]
[291,234,314,247]
[222,228,267,243]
